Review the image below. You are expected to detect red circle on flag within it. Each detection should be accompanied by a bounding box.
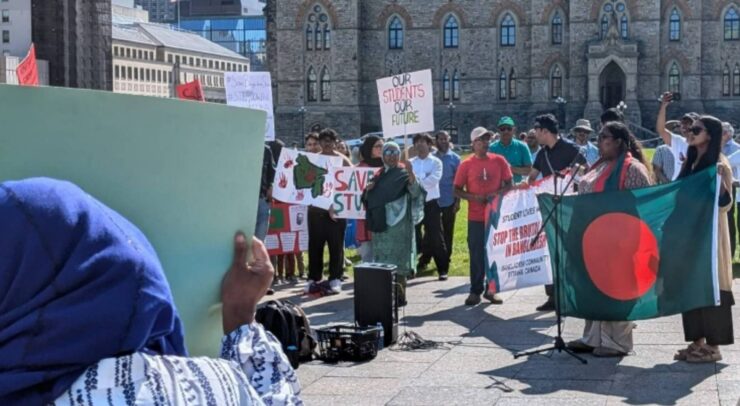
[582,213,659,301]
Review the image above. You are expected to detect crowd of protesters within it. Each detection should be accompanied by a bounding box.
[258,90,736,362]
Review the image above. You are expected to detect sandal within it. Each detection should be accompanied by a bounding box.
[674,343,701,361]
[685,345,722,363]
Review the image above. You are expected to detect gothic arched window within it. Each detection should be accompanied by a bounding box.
[620,15,629,39]
[734,65,740,95]
[723,65,731,96]
[668,63,680,94]
[307,67,317,101]
[669,8,681,41]
[551,66,563,98]
[551,12,563,45]
[306,25,313,50]
[388,16,403,49]
[500,13,516,46]
[452,69,460,100]
[499,69,507,99]
[320,67,331,101]
[442,69,451,101]
[725,7,739,40]
[306,6,331,51]
[601,15,609,39]
[443,15,459,48]
[509,69,517,99]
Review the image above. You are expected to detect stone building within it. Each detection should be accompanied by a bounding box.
[267,0,740,144]
[112,22,250,102]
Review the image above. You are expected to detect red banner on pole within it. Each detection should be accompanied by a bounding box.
[16,44,39,86]
[176,79,205,102]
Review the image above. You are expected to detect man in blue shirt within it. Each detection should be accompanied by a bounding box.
[425,130,461,278]
[571,118,600,166]
[489,116,532,183]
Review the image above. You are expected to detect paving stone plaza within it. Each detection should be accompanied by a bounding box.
[270,277,740,405]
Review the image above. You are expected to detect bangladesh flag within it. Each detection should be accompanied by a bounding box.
[538,166,720,321]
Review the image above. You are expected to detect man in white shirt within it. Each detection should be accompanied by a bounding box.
[411,133,449,279]
[721,122,740,258]
[656,92,698,180]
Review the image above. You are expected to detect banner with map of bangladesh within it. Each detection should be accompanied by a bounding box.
[272,148,342,210]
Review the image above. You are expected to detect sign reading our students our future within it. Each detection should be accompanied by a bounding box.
[376,69,434,138]
[329,167,380,219]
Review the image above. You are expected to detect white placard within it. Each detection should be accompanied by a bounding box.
[225,72,275,141]
[376,69,435,139]
[272,149,343,210]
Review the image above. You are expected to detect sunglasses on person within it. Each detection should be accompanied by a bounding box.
[498,126,513,132]
[689,126,706,135]
[383,149,401,156]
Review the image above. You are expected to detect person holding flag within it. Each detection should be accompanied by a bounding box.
[672,115,735,363]
[565,121,653,357]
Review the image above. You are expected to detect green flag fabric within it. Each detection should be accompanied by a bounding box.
[538,166,720,321]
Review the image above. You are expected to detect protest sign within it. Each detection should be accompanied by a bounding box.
[484,175,576,294]
[272,148,342,210]
[265,202,308,255]
[0,84,266,357]
[330,167,380,219]
[225,72,275,141]
[376,69,434,139]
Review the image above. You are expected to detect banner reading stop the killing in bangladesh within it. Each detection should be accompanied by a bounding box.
[484,175,576,294]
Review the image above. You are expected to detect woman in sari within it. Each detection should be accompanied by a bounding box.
[566,121,653,357]
[672,115,735,363]
[363,142,426,306]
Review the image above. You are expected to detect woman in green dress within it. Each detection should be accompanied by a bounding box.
[363,142,426,306]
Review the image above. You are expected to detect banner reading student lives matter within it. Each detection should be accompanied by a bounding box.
[376,69,434,138]
[484,176,577,294]
[330,167,380,219]
[225,72,275,141]
[272,148,342,210]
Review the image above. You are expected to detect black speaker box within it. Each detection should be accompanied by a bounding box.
[354,262,398,347]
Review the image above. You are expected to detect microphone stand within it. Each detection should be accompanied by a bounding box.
[514,164,587,364]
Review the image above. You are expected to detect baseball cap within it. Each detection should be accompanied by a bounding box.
[470,127,492,143]
[497,116,515,128]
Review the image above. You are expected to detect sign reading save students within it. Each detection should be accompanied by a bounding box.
[376,69,434,138]
[330,167,380,219]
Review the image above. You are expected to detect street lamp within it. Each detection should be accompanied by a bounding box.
[298,105,307,147]
[447,101,456,143]
[554,96,567,136]
[617,101,627,112]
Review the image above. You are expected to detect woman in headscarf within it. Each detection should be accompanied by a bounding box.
[363,142,426,306]
[355,135,385,262]
[671,115,735,363]
[566,121,653,357]
[0,178,301,405]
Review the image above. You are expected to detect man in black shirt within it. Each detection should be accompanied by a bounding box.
[527,114,586,312]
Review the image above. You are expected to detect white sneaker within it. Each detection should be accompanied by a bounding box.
[303,280,316,294]
[329,279,342,294]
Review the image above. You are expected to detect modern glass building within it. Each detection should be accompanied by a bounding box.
[179,17,266,71]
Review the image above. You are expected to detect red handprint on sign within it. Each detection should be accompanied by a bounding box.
[296,190,305,200]
[278,173,288,188]
[284,159,294,169]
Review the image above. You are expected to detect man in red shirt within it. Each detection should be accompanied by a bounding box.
[454,127,513,306]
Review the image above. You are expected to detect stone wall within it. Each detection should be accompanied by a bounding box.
[268,0,740,146]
